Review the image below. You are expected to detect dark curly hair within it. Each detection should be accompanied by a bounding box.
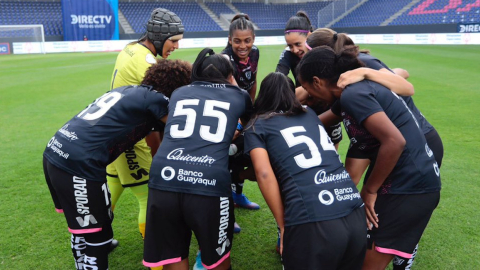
[142,59,192,98]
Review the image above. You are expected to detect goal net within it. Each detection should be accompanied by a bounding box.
[317,0,364,28]
[0,25,46,54]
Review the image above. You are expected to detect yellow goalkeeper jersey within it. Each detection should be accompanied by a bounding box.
[110,42,157,89]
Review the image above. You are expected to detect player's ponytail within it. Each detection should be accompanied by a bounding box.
[285,11,314,35]
[192,48,234,84]
[297,45,364,85]
[306,28,362,55]
[225,13,255,49]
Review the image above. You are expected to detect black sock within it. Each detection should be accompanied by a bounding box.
[71,234,86,270]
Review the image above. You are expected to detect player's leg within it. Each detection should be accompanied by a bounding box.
[143,189,191,269]
[362,246,395,270]
[106,166,123,212]
[82,223,114,270]
[70,234,86,270]
[45,159,114,269]
[113,140,152,236]
[392,244,418,270]
[70,181,114,270]
[364,192,440,270]
[129,183,149,238]
[43,157,64,214]
[188,194,234,270]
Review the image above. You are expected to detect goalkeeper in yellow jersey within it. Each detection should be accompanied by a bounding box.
[107,7,184,248]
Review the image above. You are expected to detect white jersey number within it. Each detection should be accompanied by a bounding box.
[280,125,337,169]
[171,99,231,143]
[77,92,122,121]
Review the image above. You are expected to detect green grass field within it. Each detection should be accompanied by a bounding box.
[0,44,479,269]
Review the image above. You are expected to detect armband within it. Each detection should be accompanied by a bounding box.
[236,123,243,131]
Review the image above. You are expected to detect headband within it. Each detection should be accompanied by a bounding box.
[305,41,312,50]
[285,29,309,34]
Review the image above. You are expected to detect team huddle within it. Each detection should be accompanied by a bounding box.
[43,8,442,270]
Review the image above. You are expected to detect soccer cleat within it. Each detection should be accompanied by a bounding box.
[234,222,241,233]
[109,239,119,253]
[233,192,260,210]
[193,251,205,270]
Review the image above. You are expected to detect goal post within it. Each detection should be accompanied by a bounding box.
[0,24,46,54]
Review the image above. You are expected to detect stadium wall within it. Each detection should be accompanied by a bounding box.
[3,23,478,54]
[9,32,480,54]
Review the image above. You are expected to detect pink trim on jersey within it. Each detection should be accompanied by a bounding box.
[239,57,249,65]
[143,257,182,267]
[203,251,231,269]
[375,246,412,258]
[68,227,102,234]
[55,208,64,213]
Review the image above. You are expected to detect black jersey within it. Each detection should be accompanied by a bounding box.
[149,81,253,197]
[275,48,301,87]
[221,45,259,92]
[358,53,434,135]
[341,80,441,194]
[277,47,342,143]
[244,108,363,226]
[332,100,380,155]
[43,85,169,182]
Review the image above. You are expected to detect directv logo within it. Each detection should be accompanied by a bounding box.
[71,15,112,25]
[458,23,480,33]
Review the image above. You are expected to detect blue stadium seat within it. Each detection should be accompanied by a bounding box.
[0,1,63,37]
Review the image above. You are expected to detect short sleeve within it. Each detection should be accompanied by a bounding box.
[146,90,169,121]
[244,120,267,154]
[331,101,342,116]
[275,49,291,75]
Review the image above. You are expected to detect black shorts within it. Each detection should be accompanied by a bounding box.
[425,128,443,168]
[367,192,440,258]
[43,157,113,234]
[143,189,234,269]
[228,134,253,184]
[282,206,367,270]
[346,142,379,160]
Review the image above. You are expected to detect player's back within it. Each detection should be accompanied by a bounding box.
[341,81,441,194]
[244,108,363,226]
[149,81,252,197]
[110,43,156,89]
[43,85,168,181]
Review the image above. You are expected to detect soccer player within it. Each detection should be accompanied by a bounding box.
[297,46,441,270]
[275,11,313,88]
[107,8,184,241]
[244,72,367,269]
[306,29,444,269]
[43,59,192,270]
[221,14,260,223]
[276,12,346,151]
[143,48,252,270]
